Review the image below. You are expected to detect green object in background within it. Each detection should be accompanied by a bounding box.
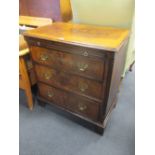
[70,0,135,76]
[122,14,135,77]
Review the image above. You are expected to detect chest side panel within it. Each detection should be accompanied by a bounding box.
[104,40,128,116]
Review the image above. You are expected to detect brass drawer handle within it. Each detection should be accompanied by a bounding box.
[78,103,87,111]
[47,91,54,98]
[77,63,88,72]
[37,41,41,46]
[79,82,88,92]
[44,72,52,80]
[40,54,48,61]
[83,51,88,57]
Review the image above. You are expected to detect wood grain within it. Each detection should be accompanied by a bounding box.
[24,22,129,51]
[19,56,33,110]
[30,46,105,81]
[19,16,53,27]
[35,64,103,100]
[19,0,72,22]
[38,83,99,121]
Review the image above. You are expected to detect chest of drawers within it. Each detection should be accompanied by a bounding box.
[24,22,129,134]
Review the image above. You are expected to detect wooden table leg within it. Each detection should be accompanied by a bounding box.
[19,57,33,110]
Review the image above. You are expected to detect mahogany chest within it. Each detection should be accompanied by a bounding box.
[24,22,129,134]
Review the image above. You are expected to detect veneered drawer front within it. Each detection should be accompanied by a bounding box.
[35,64,103,100]
[30,46,104,81]
[66,94,99,121]
[38,83,99,121]
[38,83,66,107]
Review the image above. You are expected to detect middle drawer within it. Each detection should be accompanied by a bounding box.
[35,64,103,100]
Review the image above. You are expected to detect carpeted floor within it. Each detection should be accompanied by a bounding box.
[19,68,135,155]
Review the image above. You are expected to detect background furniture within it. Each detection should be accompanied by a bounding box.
[19,35,35,110]
[19,16,53,27]
[70,0,135,76]
[19,0,72,22]
[24,22,129,134]
[19,16,52,110]
[19,0,72,110]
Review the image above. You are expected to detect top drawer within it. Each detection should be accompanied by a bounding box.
[30,46,105,81]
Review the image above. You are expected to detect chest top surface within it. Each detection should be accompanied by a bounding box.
[24,22,129,51]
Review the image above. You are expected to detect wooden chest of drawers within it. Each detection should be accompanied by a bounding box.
[24,22,129,134]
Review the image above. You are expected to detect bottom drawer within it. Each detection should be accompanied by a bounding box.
[38,83,99,121]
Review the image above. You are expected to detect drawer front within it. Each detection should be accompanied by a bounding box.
[38,83,66,106]
[66,94,99,121]
[38,83,99,121]
[35,64,103,100]
[30,46,104,81]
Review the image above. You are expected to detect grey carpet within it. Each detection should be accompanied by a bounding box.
[19,68,135,155]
